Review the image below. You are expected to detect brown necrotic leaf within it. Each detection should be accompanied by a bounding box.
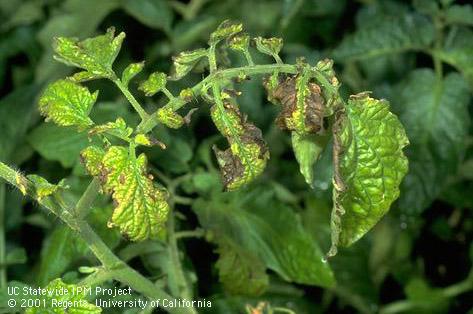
[265,74,326,135]
[210,102,269,191]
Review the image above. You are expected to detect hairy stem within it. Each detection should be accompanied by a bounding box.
[0,162,195,314]
[137,63,299,133]
[113,78,150,121]
[167,211,196,310]
[75,178,101,218]
[379,276,473,314]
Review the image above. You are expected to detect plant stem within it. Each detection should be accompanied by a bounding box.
[0,162,195,314]
[175,229,205,240]
[137,63,298,133]
[167,211,196,312]
[0,183,6,288]
[172,195,193,205]
[243,50,255,66]
[113,78,150,121]
[379,276,473,314]
[75,178,100,218]
[208,44,217,73]
[79,267,114,287]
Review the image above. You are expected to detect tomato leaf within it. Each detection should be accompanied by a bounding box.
[53,27,125,79]
[329,93,408,256]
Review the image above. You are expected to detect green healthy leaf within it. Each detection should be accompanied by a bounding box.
[394,70,470,214]
[28,124,92,168]
[5,247,27,265]
[148,131,193,174]
[412,0,439,16]
[53,27,125,79]
[435,27,473,87]
[0,84,39,162]
[38,206,119,285]
[333,14,434,61]
[93,146,170,241]
[404,278,449,314]
[194,188,335,287]
[329,93,408,255]
[122,0,174,32]
[210,102,269,191]
[291,132,328,188]
[38,80,98,130]
[37,225,88,285]
[121,61,144,87]
[139,71,167,96]
[25,279,101,314]
[445,5,473,26]
[2,1,44,30]
[35,0,120,82]
[215,239,269,296]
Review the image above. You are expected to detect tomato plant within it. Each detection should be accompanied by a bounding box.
[0,1,472,313]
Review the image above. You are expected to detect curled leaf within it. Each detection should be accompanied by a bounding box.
[254,36,283,57]
[329,94,409,256]
[89,117,133,141]
[291,132,328,188]
[211,103,269,191]
[27,175,66,201]
[53,27,125,79]
[99,146,170,241]
[39,80,97,130]
[156,106,184,129]
[139,71,167,96]
[228,34,250,52]
[266,72,326,135]
[209,20,243,45]
[122,61,145,86]
[134,134,165,148]
[171,48,207,80]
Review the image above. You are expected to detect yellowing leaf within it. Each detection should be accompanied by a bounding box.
[39,80,97,130]
[80,146,105,176]
[254,36,283,57]
[209,20,243,44]
[329,93,408,256]
[89,118,133,141]
[170,48,207,80]
[215,239,269,296]
[25,279,101,314]
[100,146,170,241]
[156,106,184,129]
[228,34,250,52]
[122,61,145,86]
[139,71,167,96]
[53,27,125,79]
[266,72,327,135]
[210,103,269,191]
[26,175,66,201]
